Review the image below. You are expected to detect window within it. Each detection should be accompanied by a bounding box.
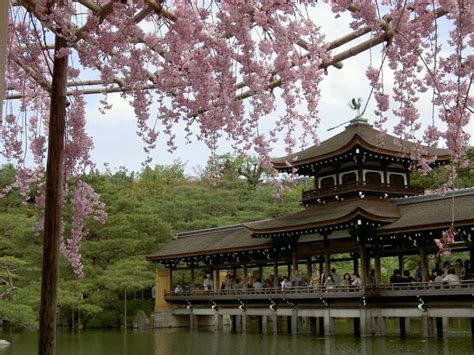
[365,171,382,184]
[389,173,406,186]
[341,172,357,185]
[320,176,335,189]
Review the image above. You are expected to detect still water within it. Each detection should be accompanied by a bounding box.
[1,321,473,355]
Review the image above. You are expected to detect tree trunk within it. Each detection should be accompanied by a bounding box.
[38,5,69,354]
[0,0,9,124]
[124,289,127,329]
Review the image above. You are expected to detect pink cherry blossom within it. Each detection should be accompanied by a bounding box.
[1,1,472,271]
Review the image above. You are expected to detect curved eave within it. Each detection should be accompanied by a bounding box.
[374,219,474,236]
[243,208,398,236]
[272,135,450,171]
[146,243,271,262]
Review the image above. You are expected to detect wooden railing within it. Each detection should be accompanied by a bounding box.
[302,181,424,202]
[165,280,474,301]
[369,280,474,296]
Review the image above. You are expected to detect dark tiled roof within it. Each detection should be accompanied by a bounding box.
[377,191,474,233]
[272,121,450,169]
[147,189,474,260]
[146,225,271,261]
[243,198,400,233]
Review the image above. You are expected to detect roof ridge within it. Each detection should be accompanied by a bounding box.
[391,187,474,205]
[175,223,243,238]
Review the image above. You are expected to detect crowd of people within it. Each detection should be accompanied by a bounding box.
[170,259,474,293]
[390,259,474,286]
[217,268,363,291]
[171,268,363,293]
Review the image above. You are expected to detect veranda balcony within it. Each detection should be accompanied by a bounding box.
[165,280,474,303]
[302,181,424,203]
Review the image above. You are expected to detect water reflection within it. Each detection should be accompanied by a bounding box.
[1,326,473,355]
[151,327,473,355]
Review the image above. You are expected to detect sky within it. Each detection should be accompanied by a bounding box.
[5,3,474,176]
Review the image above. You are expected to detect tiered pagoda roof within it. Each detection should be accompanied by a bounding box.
[148,225,271,262]
[244,198,399,237]
[147,188,474,264]
[272,119,450,174]
[147,117,472,266]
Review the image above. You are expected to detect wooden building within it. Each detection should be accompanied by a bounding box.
[147,118,474,336]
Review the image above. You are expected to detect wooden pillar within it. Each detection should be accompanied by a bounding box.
[359,309,371,337]
[324,252,331,278]
[215,313,223,330]
[353,254,359,275]
[306,258,312,279]
[291,309,298,335]
[258,266,263,280]
[169,268,173,291]
[292,250,298,272]
[358,162,364,185]
[261,315,268,334]
[234,315,242,332]
[374,254,382,284]
[39,18,69,355]
[287,264,291,278]
[421,315,434,337]
[435,317,443,338]
[310,317,317,334]
[189,311,197,330]
[215,265,220,291]
[242,313,250,332]
[375,316,386,336]
[318,317,324,335]
[273,261,279,290]
[405,317,411,333]
[354,318,361,336]
[318,258,324,273]
[398,255,404,274]
[323,310,335,335]
[419,248,429,282]
[359,247,369,287]
[272,314,279,334]
[442,317,449,335]
[243,264,248,290]
[190,267,195,290]
[399,317,406,337]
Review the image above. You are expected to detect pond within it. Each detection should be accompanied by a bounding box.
[1,320,473,355]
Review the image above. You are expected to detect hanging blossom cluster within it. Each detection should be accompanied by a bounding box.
[61,181,107,277]
[434,226,458,259]
[1,0,472,271]
[339,1,472,177]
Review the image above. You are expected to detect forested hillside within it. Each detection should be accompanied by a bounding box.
[0,157,301,329]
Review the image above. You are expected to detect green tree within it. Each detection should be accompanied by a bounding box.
[411,147,474,190]
[99,256,155,328]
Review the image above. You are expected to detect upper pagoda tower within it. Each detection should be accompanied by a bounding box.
[272,117,450,206]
